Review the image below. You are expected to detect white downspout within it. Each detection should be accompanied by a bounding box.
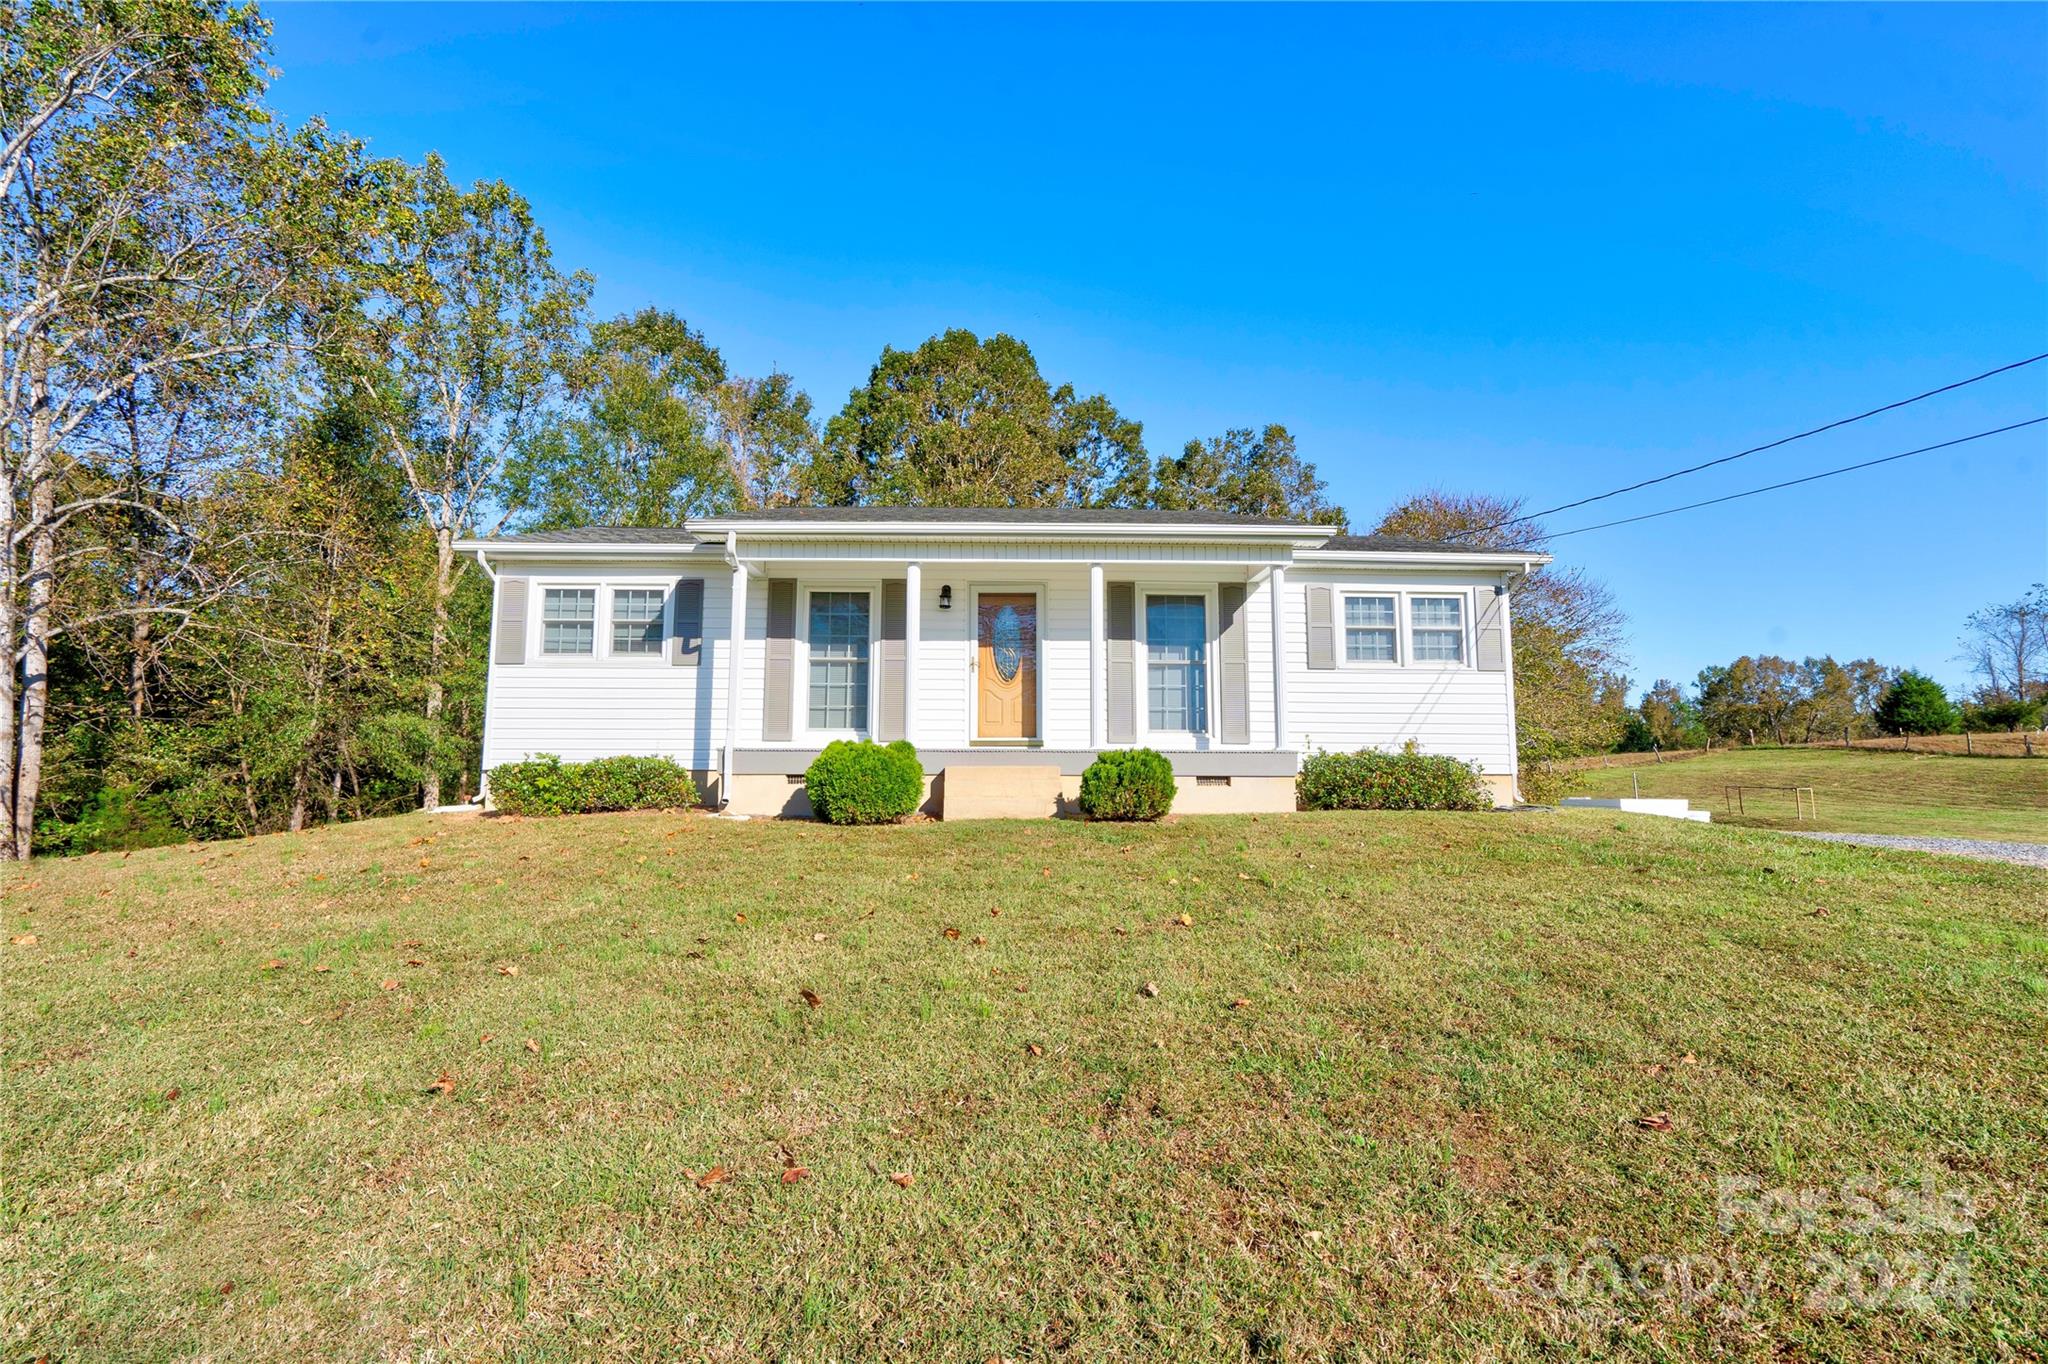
[721,531,747,809]
[1269,564,1290,754]
[1500,561,1530,803]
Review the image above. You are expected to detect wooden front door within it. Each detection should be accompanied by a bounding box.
[976,593,1039,740]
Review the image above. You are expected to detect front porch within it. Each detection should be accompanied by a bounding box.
[715,540,1302,817]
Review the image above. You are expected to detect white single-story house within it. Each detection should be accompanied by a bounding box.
[457,509,1549,817]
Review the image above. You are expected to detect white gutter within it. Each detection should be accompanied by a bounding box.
[688,519,1328,543]
[1293,549,1553,568]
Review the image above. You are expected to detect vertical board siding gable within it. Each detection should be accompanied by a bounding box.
[670,578,704,666]
[875,579,907,741]
[494,577,528,665]
[1106,582,1136,744]
[1217,582,1250,745]
[1305,583,1336,670]
[763,579,797,742]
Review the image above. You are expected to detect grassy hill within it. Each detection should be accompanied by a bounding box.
[1572,747,2048,842]
[5,808,2045,1360]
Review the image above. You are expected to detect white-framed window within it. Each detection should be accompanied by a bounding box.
[540,587,597,656]
[1410,595,1466,663]
[1145,593,1209,734]
[610,588,665,656]
[1343,594,1398,663]
[806,589,872,732]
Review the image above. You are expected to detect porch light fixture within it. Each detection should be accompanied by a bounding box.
[938,585,953,610]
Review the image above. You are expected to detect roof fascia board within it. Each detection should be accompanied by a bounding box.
[1294,549,1553,568]
[689,518,1326,543]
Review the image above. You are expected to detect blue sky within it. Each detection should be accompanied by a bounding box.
[264,3,2046,696]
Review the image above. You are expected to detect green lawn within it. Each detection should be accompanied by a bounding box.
[1573,747,2048,843]
[5,809,2045,1360]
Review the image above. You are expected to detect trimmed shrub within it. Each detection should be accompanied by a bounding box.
[489,754,699,816]
[1296,744,1491,812]
[1078,748,1177,821]
[805,740,924,824]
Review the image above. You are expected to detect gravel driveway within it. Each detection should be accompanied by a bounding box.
[1781,831,2048,869]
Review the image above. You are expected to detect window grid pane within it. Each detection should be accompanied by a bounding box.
[808,591,871,730]
[1344,595,1397,662]
[541,588,596,656]
[1145,595,1208,733]
[611,589,665,655]
[1411,597,1464,662]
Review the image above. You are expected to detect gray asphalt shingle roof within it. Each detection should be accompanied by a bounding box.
[463,512,1476,556]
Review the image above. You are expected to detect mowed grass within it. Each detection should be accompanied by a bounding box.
[1574,747,2048,843]
[4,809,2045,1361]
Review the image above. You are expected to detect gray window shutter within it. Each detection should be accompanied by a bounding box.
[1476,587,1507,672]
[875,579,906,741]
[1305,583,1336,670]
[1217,582,1250,745]
[493,576,528,665]
[763,579,797,742]
[670,578,704,667]
[1106,582,1136,744]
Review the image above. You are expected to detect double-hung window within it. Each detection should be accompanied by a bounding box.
[610,588,665,656]
[807,591,871,731]
[541,588,596,656]
[1343,594,1398,662]
[1145,594,1208,734]
[1410,595,1466,663]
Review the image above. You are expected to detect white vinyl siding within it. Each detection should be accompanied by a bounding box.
[610,588,664,656]
[807,591,871,732]
[1411,595,1465,663]
[1343,594,1397,662]
[1284,570,1512,774]
[541,588,596,656]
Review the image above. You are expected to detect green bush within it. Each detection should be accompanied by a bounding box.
[804,740,924,824]
[1296,744,1491,811]
[1874,671,1960,736]
[489,754,699,816]
[1078,748,1177,821]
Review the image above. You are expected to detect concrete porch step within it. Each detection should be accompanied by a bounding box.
[940,764,1066,819]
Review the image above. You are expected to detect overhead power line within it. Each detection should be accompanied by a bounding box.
[1453,351,2048,540]
[1544,417,2046,541]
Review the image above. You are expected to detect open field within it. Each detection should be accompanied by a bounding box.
[1572,747,2048,843]
[5,808,2045,1360]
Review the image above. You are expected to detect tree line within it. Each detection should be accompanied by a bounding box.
[5,1,1625,857]
[1618,585,2047,751]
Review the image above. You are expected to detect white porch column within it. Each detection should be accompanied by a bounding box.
[1269,565,1289,750]
[1088,561,1106,749]
[903,560,922,744]
[721,538,748,806]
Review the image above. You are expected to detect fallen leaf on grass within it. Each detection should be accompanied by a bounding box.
[888,1171,914,1187]
[1175,913,1193,928]
[971,935,987,947]
[478,1033,495,1044]
[943,927,962,941]
[218,1281,234,1296]
[733,913,746,925]
[1139,981,1160,998]
[405,958,425,968]
[261,959,286,971]
[425,1071,457,1096]
[1024,1042,1044,1058]
[402,939,422,948]
[799,988,822,1009]
[1230,998,1252,1010]
[380,978,399,992]
[781,1166,810,1185]
[164,1086,181,1101]
[495,964,519,977]
[1635,1112,1674,1132]
[313,964,331,974]
[1238,872,1253,881]
[695,1165,729,1188]
[524,1039,541,1054]
[811,933,827,943]
[10,934,37,947]
[418,858,431,869]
